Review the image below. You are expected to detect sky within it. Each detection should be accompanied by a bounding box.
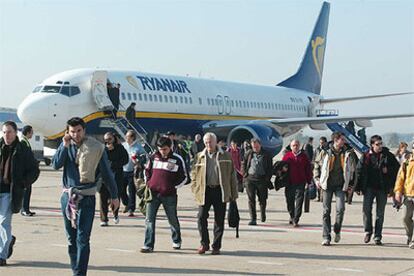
[0,0,413,135]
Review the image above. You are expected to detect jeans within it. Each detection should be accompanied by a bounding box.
[402,197,414,242]
[285,184,305,224]
[144,193,181,249]
[0,193,12,260]
[21,185,32,213]
[123,172,136,212]
[197,186,226,250]
[322,187,345,241]
[246,180,268,221]
[61,192,96,276]
[362,188,388,241]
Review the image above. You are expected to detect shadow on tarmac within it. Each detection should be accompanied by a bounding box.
[12,261,278,275]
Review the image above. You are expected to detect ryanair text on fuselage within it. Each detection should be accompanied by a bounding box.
[136,75,191,93]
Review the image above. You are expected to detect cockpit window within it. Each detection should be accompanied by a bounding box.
[32,86,43,93]
[60,86,81,97]
[70,86,80,96]
[60,86,70,96]
[42,86,61,93]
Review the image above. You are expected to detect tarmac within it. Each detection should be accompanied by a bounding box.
[3,164,414,276]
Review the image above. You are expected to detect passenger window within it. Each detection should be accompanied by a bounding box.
[127,93,132,101]
[121,93,126,100]
[153,95,158,102]
[180,96,183,104]
[169,96,173,103]
[207,98,210,105]
[149,94,153,101]
[199,98,202,105]
[189,97,193,104]
[159,95,163,102]
[175,96,178,103]
[184,97,188,104]
[139,94,143,101]
[164,95,168,102]
[144,94,148,101]
[133,94,137,101]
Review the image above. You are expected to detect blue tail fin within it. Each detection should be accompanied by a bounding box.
[277,2,330,95]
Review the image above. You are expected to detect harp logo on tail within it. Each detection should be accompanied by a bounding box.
[311,36,325,80]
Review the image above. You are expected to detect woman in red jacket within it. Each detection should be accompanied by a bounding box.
[282,140,312,227]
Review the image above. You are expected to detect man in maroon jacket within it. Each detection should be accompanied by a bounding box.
[282,139,312,227]
[140,136,188,253]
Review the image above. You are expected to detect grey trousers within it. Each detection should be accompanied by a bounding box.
[402,197,414,242]
[322,187,345,241]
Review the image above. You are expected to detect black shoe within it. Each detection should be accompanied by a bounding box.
[364,233,372,244]
[374,239,383,246]
[7,236,16,259]
[0,259,6,266]
[21,211,33,217]
[289,218,293,225]
[261,213,266,223]
[248,220,257,226]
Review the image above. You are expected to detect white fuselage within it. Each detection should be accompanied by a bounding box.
[17,68,318,139]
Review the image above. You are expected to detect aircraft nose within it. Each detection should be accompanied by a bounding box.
[17,94,49,134]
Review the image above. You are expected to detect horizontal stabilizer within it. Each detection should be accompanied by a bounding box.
[320,92,414,104]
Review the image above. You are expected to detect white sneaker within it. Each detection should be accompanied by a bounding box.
[140,246,153,253]
[100,221,108,227]
[321,240,331,246]
[113,216,120,224]
[172,242,181,250]
[334,232,341,243]
[409,242,414,249]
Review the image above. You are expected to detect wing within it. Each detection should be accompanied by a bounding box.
[268,113,414,128]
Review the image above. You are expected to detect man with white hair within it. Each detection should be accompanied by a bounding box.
[191,132,238,255]
[282,139,312,227]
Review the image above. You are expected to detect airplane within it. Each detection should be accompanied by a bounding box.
[17,1,414,156]
[0,107,50,164]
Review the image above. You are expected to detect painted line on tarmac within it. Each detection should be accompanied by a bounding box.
[327,267,364,273]
[248,260,284,266]
[51,243,67,247]
[106,248,135,253]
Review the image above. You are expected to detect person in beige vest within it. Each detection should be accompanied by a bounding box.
[191,132,238,255]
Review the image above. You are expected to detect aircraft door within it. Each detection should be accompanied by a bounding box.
[216,95,224,115]
[91,70,114,111]
[224,96,231,115]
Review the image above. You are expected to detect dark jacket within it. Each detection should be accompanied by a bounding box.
[0,138,39,213]
[125,106,135,123]
[145,151,188,197]
[272,160,289,190]
[106,143,129,172]
[190,140,205,158]
[356,147,400,194]
[241,149,273,184]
